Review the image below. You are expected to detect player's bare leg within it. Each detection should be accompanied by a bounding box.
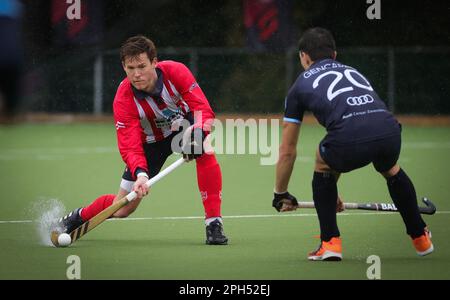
[112,188,144,218]
[380,164,400,178]
[57,185,144,234]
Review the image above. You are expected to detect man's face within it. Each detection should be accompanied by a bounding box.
[122,53,158,92]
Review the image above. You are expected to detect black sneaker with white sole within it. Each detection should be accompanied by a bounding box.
[58,208,85,233]
[205,219,228,245]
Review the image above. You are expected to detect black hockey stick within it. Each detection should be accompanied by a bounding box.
[293,197,436,215]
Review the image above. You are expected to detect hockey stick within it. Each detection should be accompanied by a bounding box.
[286,197,436,215]
[51,157,186,247]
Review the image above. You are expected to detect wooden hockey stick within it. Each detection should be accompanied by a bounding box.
[51,157,186,247]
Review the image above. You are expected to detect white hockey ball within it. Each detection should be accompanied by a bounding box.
[57,233,71,247]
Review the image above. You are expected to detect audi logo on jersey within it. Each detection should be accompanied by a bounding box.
[346,94,374,106]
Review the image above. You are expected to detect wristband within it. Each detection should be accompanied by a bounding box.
[137,172,149,179]
[274,189,288,194]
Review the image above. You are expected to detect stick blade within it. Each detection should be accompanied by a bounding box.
[50,231,60,247]
[421,197,437,215]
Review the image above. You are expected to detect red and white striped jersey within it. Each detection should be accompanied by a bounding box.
[113,60,215,178]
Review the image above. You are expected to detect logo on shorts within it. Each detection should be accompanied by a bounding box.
[346,94,374,106]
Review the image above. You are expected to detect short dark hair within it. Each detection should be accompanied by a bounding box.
[120,35,157,63]
[298,27,336,61]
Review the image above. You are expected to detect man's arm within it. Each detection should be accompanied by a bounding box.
[271,121,301,212]
[275,121,300,193]
[113,86,148,179]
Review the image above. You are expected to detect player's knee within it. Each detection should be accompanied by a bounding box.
[315,148,332,173]
[196,152,218,168]
[114,207,136,218]
[380,164,400,178]
[113,199,140,218]
[113,212,127,218]
[315,160,333,173]
[113,210,128,218]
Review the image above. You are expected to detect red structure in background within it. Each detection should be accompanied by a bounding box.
[244,0,295,52]
[51,0,102,47]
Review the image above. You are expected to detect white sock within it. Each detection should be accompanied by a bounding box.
[205,217,222,226]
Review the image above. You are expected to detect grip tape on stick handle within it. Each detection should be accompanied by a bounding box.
[296,198,436,215]
[125,157,186,202]
[296,202,358,209]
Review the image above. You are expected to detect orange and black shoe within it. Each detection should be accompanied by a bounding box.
[308,237,342,261]
[412,228,434,256]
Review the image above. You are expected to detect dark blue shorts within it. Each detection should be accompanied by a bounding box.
[319,134,402,173]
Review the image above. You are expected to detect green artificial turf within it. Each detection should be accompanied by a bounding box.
[0,123,449,279]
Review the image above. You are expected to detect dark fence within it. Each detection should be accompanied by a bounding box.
[24,47,450,115]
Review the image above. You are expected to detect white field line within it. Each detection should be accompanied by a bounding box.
[0,147,117,161]
[0,141,449,161]
[296,157,412,163]
[1,210,449,224]
[402,142,450,149]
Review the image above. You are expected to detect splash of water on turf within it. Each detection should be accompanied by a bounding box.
[28,198,66,246]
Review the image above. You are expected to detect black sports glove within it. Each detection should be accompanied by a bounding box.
[182,127,205,161]
[272,191,298,212]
